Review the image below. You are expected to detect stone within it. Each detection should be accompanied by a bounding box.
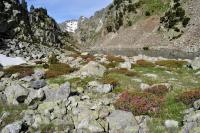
[119,62,132,70]
[140,83,150,91]
[78,61,106,77]
[96,84,113,93]
[58,82,71,98]
[33,69,45,80]
[42,82,71,101]
[0,82,6,92]
[1,121,23,133]
[20,76,34,82]
[191,57,200,70]
[0,71,4,78]
[88,81,113,93]
[164,120,179,130]
[32,80,46,89]
[4,84,29,105]
[25,89,45,105]
[194,99,200,110]
[106,110,139,133]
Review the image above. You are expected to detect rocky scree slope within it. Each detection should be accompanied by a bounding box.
[74,0,200,57]
[0,0,78,58]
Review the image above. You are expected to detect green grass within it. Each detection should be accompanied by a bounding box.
[141,0,170,15]
[0,102,27,129]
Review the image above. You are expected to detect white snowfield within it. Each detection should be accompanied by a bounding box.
[0,54,26,67]
[63,20,78,33]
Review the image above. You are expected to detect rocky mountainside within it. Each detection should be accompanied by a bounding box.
[59,20,78,33]
[0,0,78,58]
[74,0,200,58]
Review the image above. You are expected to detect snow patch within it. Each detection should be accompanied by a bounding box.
[0,54,26,67]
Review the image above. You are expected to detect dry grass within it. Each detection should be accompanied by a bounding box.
[45,63,75,78]
[106,55,125,62]
[134,60,155,67]
[107,68,137,77]
[102,76,119,87]
[3,65,34,78]
[155,60,187,68]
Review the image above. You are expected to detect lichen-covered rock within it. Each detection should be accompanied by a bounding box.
[106,110,139,133]
[4,84,29,105]
[1,121,23,133]
[78,61,106,77]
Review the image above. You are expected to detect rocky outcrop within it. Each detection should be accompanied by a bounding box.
[0,0,78,52]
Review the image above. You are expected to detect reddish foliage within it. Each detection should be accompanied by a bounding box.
[177,89,200,105]
[145,85,169,96]
[45,63,75,78]
[114,91,163,115]
[3,65,34,78]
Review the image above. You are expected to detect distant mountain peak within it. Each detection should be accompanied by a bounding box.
[59,20,78,33]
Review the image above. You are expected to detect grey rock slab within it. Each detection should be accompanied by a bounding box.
[1,121,23,133]
[4,84,29,105]
[106,110,139,133]
[32,80,46,89]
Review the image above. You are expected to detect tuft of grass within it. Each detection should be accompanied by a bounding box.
[101,76,119,87]
[106,68,137,77]
[155,60,188,68]
[106,55,125,63]
[3,65,34,78]
[102,62,119,69]
[48,53,59,64]
[134,60,155,67]
[45,63,75,79]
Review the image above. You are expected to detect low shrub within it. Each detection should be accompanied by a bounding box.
[135,60,155,67]
[114,91,163,115]
[106,55,125,62]
[102,76,119,87]
[3,65,34,78]
[103,62,119,69]
[155,60,187,68]
[177,89,200,105]
[144,85,169,96]
[107,68,137,77]
[48,53,59,64]
[45,63,75,78]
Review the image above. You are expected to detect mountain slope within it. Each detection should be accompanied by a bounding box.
[74,0,200,57]
[59,20,78,33]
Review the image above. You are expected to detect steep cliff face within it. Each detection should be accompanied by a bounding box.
[0,0,78,51]
[0,0,31,42]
